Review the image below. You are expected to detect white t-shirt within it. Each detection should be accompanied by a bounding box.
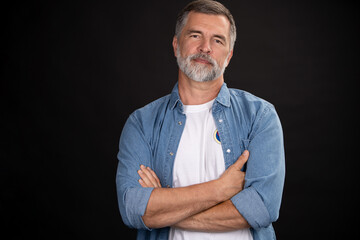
[169,99,253,240]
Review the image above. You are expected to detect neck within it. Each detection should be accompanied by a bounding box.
[178,70,224,105]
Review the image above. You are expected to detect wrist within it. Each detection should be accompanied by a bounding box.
[211,179,227,202]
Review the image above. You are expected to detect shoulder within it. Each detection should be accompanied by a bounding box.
[127,94,172,130]
[228,88,275,114]
[226,88,281,138]
[132,94,170,116]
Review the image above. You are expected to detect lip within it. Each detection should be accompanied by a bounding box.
[193,58,211,65]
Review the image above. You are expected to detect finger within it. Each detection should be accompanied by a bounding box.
[147,167,161,187]
[233,150,249,170]
[140,165,160,187]
[138,169,153,187]
[138,179,148,188]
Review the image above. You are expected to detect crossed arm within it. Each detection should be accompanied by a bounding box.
[137,150,251,231]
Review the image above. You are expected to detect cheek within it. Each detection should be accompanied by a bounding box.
[181,41,199,55]
[214,55,227,67]
[218,51,231,66]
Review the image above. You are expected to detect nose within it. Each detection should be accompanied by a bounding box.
[198,39,212,54]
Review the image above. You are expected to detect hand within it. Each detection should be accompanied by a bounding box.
[217,150,249,201]
[137,165,161,188]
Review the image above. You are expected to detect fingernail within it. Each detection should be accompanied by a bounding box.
[243,150,249,156]
[140,165,145,169]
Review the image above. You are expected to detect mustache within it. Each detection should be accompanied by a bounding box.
[189,53,216,66]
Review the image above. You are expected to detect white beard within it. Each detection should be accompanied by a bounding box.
[176,47,229,82]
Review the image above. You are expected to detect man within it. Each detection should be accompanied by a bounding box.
[116,0,285,239]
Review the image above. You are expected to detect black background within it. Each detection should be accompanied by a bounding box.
[2,0,359,239]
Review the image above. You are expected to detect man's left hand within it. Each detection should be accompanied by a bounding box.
[137,165,161,188]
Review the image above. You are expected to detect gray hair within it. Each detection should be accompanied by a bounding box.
[175,0,237,50]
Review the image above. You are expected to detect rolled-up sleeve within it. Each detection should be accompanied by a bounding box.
[116,114,154,230]
[231,105,285,229]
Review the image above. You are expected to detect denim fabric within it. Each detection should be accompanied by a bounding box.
[116,82,285,240]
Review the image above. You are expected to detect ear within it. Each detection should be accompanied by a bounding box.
[172,36,178,57]
[225,50,233,67]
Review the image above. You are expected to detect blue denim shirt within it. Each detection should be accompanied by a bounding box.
[116,83,285,240]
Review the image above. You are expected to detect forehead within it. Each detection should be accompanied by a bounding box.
[182,11,231,38]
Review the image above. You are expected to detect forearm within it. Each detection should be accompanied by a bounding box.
[142,180,224,228]
[173,200,250,232]
[140,151,249,229]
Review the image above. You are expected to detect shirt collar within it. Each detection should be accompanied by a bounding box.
[215,82,231,108]
[170,82,231,110]
[170,83,182,110]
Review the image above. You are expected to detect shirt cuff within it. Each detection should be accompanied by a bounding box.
[231,186,271,229]
[125,187,154,230]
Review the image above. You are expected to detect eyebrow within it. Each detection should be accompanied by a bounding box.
[214,34,227,43]
[186,29,202,36]
[186,29,227,43]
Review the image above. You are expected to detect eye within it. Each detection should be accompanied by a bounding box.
[190,34,200,39]
[215,39,224,45]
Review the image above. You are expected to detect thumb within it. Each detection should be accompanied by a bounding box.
[233,150,249,170]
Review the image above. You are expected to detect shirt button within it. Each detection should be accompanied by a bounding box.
[170,152,174,156]
[226,149,231,153]
[167,185,171,188]
[219,119,223,123]
[178,121,182,125]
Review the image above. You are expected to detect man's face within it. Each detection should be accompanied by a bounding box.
[173,11,233,82]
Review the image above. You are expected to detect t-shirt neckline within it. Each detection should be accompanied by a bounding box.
[183,99,215,113]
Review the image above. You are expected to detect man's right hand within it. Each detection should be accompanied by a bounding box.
[216,150,249,201]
